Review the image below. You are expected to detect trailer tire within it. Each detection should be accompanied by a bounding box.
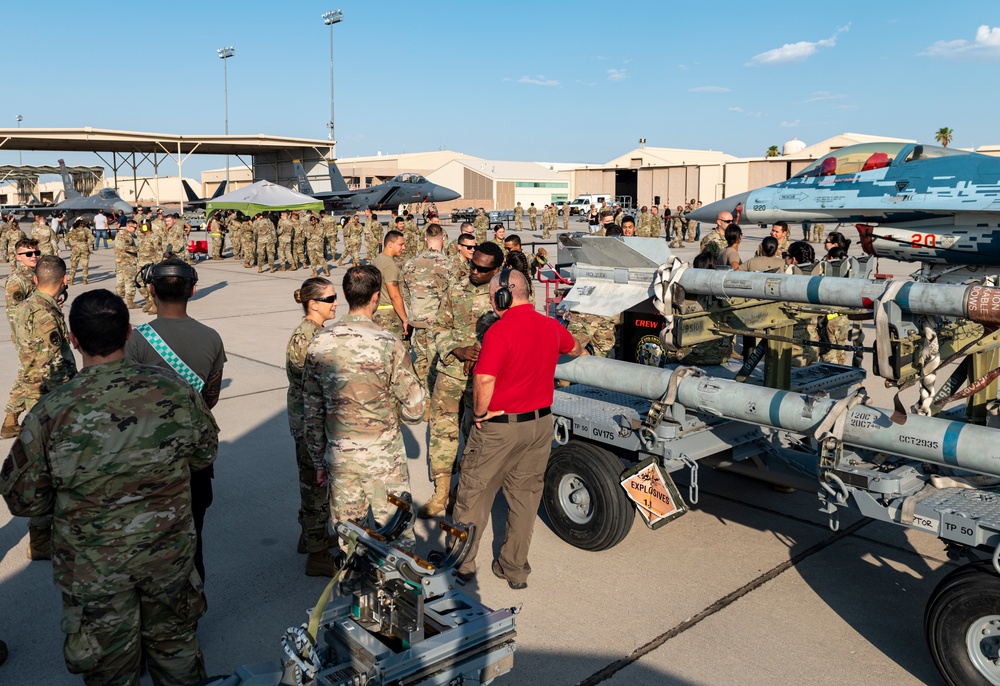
[926,560,1000,686]
[542,440,634,551]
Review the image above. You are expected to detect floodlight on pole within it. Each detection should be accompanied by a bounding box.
[322,9,344,150]
[217,46,235,187]
[16,115,22,165]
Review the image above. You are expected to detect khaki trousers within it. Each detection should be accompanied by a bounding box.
[452,413,553,584]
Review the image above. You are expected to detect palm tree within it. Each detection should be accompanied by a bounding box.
[766,145,780,158]
[935,127,954,147]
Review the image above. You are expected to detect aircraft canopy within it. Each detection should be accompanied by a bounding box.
[392,173,426,184]
[793,142,970,179]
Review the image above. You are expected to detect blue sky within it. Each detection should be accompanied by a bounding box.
[5,1,1000,177]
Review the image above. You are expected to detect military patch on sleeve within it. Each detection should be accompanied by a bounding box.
[49,331,61,346]
[11,292,23,303]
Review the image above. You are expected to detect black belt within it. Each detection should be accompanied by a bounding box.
[487,407,551,423]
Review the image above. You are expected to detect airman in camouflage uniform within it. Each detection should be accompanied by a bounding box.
[320,211,339,260]
[636,207,651,237]
[403,213,421,259]
[275,212,296,272]
[30,215,58,256]
[566,311,618,358]
[137,223,164,313]
[1,289,218,686]
[256,213,277,272]
[5,221,26,266]
[226,211,242,260]
[113,220,140,308]
[340,214,363,266]
[293,211,310,268]
[164,215,187,258]
[562,202,570,231]
[541,205,553,239]
[151,211,167,243]
[421,243,503,518]
[472,208,489,244]
[700,212,732,258]
[649,206,662,238]
[286,282,339,576]
[514,202,524,230]
[810,222,826,243]
[241,216,257,268]
[0,214,11,262]
[302,266,425,545]
[527,203,537,231]
[208,214,225,259]
[65,221,94,285]
[4,238,37,337]
[306,216,329,276]
[363,209,382,262]
[402,225,449,398]
[3,256,76,554]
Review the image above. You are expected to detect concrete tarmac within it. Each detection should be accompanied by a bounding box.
[0,218,951,685]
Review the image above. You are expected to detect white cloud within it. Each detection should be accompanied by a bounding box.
[920,25,1000,59]
[517,75,560,87]
[747,24,850,66]
[728,106,744,112]
[677,64,689,71]
[780,120,801,128]
[622,58,633,64]
[797,91,847,103]
[607,68,627,81]
[576,79,598,88]
[688,85,731,93]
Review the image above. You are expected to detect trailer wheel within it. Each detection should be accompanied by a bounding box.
[542,440,634,551]
[926,561,1000,686]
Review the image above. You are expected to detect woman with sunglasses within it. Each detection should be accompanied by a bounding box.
[285,277,339,577]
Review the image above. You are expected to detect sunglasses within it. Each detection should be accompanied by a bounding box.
[720,219,733,224]
[458,243,476,249]
[17,250,42,257]
[314,295,337,304]
[470,263,496,273]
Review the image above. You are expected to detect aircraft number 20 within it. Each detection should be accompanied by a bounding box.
[910,233,937,249]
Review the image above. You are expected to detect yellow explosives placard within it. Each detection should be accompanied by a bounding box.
[620,458,687,529]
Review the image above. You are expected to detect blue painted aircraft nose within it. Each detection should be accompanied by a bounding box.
[687,191,751,224]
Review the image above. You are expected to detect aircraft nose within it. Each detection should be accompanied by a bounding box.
[432,185,461,203]
[686,191,751,224]
[114,201,134,214]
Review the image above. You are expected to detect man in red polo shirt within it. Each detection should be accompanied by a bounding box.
[451,268,584,589]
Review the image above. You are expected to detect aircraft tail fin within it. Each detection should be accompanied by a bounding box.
[181,179,201,203]
[58,159,82,199]
[293,160,315,195]
[209,180,227,199]
[328,160,349,193]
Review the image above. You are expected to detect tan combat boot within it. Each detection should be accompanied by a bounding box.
[26,526,52,561]
[126,300,140,310]
[83,277,89,284]
[418,476,451,519]
[337,257,344,266]
[305,550,340,577]
[311,267,318,276]
[324,268,331,277]
[1,413,19,439]
[257,266,263,273]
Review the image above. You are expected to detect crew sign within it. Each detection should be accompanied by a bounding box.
[620,459,687,529]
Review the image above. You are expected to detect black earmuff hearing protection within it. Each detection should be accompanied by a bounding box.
[140,260,199,287]
[494,268,513,310]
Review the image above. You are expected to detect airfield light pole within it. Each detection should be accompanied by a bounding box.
[322,9,343,154]
[217,46,235,188]
[15,115,22,165]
